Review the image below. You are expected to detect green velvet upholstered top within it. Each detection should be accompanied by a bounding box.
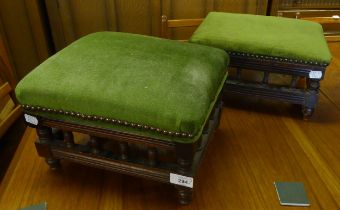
[189,12,332,64]
[15,32,229,143]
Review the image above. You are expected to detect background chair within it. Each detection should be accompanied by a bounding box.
[161,15,203,41]
[0,34,21,138]
[301,16,340,42]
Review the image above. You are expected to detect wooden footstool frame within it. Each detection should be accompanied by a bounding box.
[24,99,223,204]
[227,52,326,119]
[161,15,329,119]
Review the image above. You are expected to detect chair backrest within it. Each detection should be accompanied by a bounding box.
[300,16,340,42]
[161,15,203,41]
[161,14,339,42]
[0,33,17,87]
[0,35,21,138]
[0,82,22,138]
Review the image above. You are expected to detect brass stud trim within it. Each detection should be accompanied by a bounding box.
[227,51,329,67]
[22,105,194,138]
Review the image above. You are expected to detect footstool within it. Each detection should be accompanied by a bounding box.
[15,32,229,204]
[189,12,332,119]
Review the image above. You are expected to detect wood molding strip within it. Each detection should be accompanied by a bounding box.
[225,80,306,104]
[0,82,11,99]
[51,148,170,183]
[41,118,176,149]
[302,16,340,24]
[0,105,22,138]
[326,36,340,42]
[167,18,203,28]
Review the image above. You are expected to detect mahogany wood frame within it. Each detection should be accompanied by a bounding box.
[25,99,223,204]
[227,52,326,119]
[161,15,329,119]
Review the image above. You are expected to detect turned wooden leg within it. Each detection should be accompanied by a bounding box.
[215,101,223,129]
[46,158,61,170]
[176,143,194,174]
[303,79,320,120]
[302,107,314,120]
[36,126,60,170]
[37,126,53,144]
[64,131,75,148]
[52,128,64,140]
[89,136,100,154]
[176,186,193,205]
[147,147,157,166]
[119,142,128,160]
[175,143,195,204]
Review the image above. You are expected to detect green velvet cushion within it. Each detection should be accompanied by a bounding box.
[16,32,228,143]
[189,12,332,64]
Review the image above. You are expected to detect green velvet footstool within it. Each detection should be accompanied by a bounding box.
[190,12,332,119]
[15,32,229,204]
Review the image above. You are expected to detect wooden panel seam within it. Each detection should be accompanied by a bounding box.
[205,0,215,14]
[58,0,76,44]
[22,0,40,65]
[0,82,11,99]
[45,0,67,50]
[0,17,18,85]
[105,0,118,31]
[151,0,161,36]
[23,0,52,62]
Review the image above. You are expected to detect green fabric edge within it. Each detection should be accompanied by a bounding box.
[16,32,229,135]
[189,12,332,64]
[25,73,228,144]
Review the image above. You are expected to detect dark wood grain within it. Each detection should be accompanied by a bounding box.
[0,0,51,79]
[1,45,340,207]
[69,0,108,38]
[2,73,340,209]
[0,27,17,87]
[161,14,327,118]
[24,98,222,204]
[23,0,53,62]
[45,0,269,48]
[225,53,327,119]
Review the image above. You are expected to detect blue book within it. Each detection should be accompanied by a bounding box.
[274,182,310,206]
[20,202,47,210]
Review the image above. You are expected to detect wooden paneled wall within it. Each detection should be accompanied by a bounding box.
[46,0,268,50]
[0,0,52,81]
[162,0,268,39]
[0,25,16,87]
[0,0,269,80]
[46,0,162,51]
[0,32,23,139]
